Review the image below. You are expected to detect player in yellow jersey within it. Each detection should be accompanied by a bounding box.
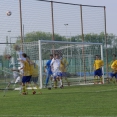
[109,54,117,83]
[111,55,117,83]
[60,56,70,86]
[20,53,31,95]
[94,55,104,84]
[27,56,42,94]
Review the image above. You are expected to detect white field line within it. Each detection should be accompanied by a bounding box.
[75,88,117,93]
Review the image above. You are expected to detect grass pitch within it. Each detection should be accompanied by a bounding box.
[0,84,117,117]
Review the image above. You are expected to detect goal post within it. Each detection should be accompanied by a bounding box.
[101,44,104,83]
[38,40,104,88]
[38,40,43,89]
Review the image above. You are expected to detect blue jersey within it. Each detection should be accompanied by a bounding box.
[46,60,52,74]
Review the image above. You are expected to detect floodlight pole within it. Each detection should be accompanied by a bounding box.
[19,0,23,50]
[7,30,11,44]
[64,24,68,40]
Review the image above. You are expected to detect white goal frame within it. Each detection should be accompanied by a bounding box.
[38,40,104,89]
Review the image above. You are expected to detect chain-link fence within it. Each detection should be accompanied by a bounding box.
[1,0,116,82]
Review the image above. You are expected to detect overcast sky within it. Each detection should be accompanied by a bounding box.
[0,0,116,44]
[55,0,116,35]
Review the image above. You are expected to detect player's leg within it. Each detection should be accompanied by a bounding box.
[45,72,50,87]
[22,76,27,95]
[27,75,36,94]
[109,72,114,83]
[94,70,98,84]
[99,68,103,84]
[49,71,53,87]
[114,73,117,83]
[33,77,42,94]
[53,72,58,88]
[49,75,53,88]
[58,72,63,88]
[14,75,22,94]
[53,76,57,88]
[29,76,35,93]
[63,72,70,86]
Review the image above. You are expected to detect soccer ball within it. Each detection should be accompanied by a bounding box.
[6,11,12,16]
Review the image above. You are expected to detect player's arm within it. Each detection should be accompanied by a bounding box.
[111,61,117,70]
[60,60,64,65]
[50,58,55,66]
[65,59,68,68]
[11,69,19,72]
[19,60,25,70]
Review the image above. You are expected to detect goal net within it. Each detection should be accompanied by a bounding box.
[21,40,104,89]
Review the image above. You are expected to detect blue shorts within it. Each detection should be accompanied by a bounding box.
[57,72,62,77]
[94,68,102,77]
[110,72,117,78]
[30,77,38,83]
[62,72,67,77]
[53,72,62,79]
[22,76,31,83]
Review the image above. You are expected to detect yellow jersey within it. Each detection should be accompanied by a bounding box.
[30,64,33,76]
[111,60,117,71]
[31,64,39,77]
[94,60,104,70]
[109,60,116,72]
[60,58,68,72]
[23,61,31,76]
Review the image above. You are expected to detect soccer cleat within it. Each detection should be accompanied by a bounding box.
[39,92,42,94]
[100,81,103,84]
[60,85,63,89]
[33,91,36,95]
[22,92,27,95]
[54,86,57,89]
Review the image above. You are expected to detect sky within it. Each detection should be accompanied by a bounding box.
[55,0,116,35]
[0,0,116,45]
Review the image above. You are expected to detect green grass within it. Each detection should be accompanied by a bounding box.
[0,84,117,117]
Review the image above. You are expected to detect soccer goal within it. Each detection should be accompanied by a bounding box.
[21,40,104,89]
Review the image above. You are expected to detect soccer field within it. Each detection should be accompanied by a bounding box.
[0,84,117,117]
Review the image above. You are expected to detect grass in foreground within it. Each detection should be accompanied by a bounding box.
[0,84,117,117]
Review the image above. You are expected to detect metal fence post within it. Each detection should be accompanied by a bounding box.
[104,6,108,78]
[19,0,23,50]
[80,5,86,83]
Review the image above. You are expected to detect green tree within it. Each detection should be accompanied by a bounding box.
[70,32,116,45]
[16,31,66,43]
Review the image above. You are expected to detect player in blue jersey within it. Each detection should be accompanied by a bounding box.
[45,54,53,87]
